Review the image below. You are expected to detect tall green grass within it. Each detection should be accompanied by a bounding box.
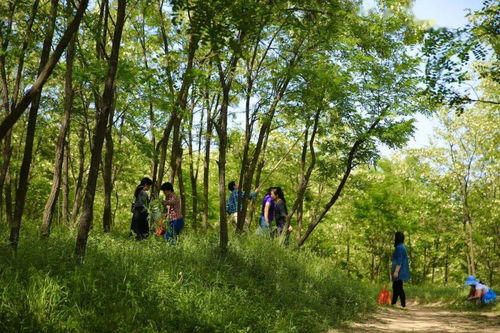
[0,226,374,332]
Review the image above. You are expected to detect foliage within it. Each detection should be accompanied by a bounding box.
[0,223,374,332]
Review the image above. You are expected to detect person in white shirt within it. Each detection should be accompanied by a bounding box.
[464,275,497,304]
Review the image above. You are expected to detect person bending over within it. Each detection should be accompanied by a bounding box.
[160,182,184,243]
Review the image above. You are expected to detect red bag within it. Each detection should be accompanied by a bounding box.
[155,220,166,236]
[378,287,391,305]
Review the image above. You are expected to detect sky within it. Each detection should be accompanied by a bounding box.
[374,0,485,155]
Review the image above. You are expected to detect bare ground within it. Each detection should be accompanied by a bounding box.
[329,302,500,333]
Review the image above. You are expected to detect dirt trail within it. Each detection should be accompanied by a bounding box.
[330,303,499,333]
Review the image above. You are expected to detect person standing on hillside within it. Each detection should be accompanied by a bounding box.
[161,182,184,242]
[391,231,410,307]
[130,177,153,240]
[274,187,292,244]
[226,181,257,231]
[260,187,277,234]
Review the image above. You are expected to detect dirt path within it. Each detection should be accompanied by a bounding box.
[329,303,500,333]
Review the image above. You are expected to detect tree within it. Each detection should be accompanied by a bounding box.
[75,0,127,259]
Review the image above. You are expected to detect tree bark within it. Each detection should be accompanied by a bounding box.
[62,138,70,224]
[176,147,187,219]
[41,21,76,238]
[0,0,90,141]
[236,51,301,232]
[70,121,86,222]
[201,91,217,232]
[10,0,59,249]
[0,1,38,224]
[297,116,382,247]
[188,105,201,232]
[75,0,126,260]
[281,108,321,240]
[102,103,115,232]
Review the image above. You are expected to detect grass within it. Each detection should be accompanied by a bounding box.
[0,224,375,333]
[364,282,499,314]
[404,284,499,312]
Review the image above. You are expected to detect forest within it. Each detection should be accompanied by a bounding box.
[0,0,498,332]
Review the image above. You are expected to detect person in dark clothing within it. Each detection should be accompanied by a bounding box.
[274,187,292,244]
[130,177,153,240]
[391,231,410,307]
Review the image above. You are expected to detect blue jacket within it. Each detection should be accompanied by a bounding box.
[226,190,256,214]
[392,243,410,281]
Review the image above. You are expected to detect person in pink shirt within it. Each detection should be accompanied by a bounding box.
[160,182,184,242]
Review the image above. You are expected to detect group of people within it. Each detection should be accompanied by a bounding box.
[130,177,184,242]
[131,177,496,307]
[131,177,293,242]
[226,181,292,240]
[389,231,496,308]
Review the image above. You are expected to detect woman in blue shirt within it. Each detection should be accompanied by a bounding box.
[392,231,410,307]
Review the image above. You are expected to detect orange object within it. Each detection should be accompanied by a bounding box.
[155,220,166,236]
[378,287,391,305]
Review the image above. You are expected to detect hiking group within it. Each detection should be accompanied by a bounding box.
[130,177,183,242]
[129,178,292,243]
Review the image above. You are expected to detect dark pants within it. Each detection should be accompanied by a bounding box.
[392,280,406,307]
[131,208,149,239]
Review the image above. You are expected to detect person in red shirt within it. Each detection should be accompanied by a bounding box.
[160,182,184,242]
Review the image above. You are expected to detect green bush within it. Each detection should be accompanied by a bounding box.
[0,225,375,332]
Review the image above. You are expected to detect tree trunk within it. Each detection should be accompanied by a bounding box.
[0,0,90,141]
[247,131,269,231]
[155,117,175,196]
[41,24,76,238]
[188,106,200,232]
[236,47,301,232]
[0,1,38,224]
[177,147,186,219]
[75,0,126,259]
[62,138,70,224]
[102,102,115,232]
[201,92,216,232]
[297,116,383,247]
[10,0,59,249]
[281,108,321,240]
[70,121,86,222]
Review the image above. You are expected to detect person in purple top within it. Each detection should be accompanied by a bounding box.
[260,187,277,233]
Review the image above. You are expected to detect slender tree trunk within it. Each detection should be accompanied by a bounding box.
[0,2,15,222]
[281,108,321,239]
[41,25,76,238]
[216,76,230,251]
[102,104,114,232]
[201,92,216,232]
[0,0,89,140]
[296,200,303,239]
[177,147,186,219]
[10,0,59,249]
[297,116,383,247]
[0,1,38,225]
[75,0,126,259]
[62,138,70,224]
[236,47,302,232]
[247,131,269,231]
[154,116,175,196]
[188,107,200,232]
[71,121,86,222]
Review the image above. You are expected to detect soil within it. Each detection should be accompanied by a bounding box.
[329,302,500,333]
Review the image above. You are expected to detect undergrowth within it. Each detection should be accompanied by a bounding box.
[0,224,374,333]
